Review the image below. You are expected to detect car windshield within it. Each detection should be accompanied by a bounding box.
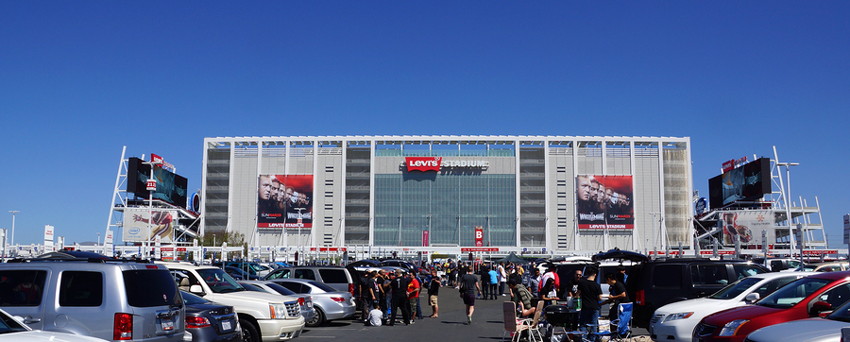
[266,282,297,296]
[758,277,830,309]
[308,280,338,293]
[198,268,244,294]
[0,310,28,334]
[710,277,761,300]
[180,290,211,305]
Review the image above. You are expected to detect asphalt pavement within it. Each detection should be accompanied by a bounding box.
[297,286,649,341]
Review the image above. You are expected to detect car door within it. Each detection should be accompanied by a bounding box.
[294,269,316,280]
[0,269,48,330]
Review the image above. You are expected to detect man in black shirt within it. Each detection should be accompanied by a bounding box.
[577,267,603,341]
[428,274,441,318]
[458,266,481,325]
[605,272,629,321]
[389,270,412,326]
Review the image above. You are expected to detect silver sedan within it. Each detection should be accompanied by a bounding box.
[269,279,357,327]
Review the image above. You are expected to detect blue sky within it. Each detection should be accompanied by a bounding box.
[1,2,848,247]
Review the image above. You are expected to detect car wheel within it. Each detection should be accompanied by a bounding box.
[240,318,260,342]
[306,307,325,327]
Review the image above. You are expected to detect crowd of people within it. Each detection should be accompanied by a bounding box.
[353,258,631,340]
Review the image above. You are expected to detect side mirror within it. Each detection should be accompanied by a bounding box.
[189,284,205,295]
[744,293,760,303]
[810,301,833,316]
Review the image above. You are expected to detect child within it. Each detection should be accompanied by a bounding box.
[368,304,384,326]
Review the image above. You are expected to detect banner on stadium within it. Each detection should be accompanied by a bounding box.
[257,175,313,229]
[721,210,776,246]
[123,208,177,243]
[474,226,484,246]
[576,175,634,230]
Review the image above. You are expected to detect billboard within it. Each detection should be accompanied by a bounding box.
[122,208,177,243]
[721,210,776,246]
[257,175,313,229]
[576,175,634,229]
[127,157,188,208]
[708,158,771,209]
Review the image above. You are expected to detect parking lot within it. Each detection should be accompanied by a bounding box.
[295,288,649,341]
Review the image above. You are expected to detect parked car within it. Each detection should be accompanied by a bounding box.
[179,290,241,342]
[751,257,803,272]
[0,253,185,341]
[592,249,770,328]
[160,262,304,342]
[269,279,357,327]
[0,307,109,341]
[694,271,850,342]
[215,262,273,278]
[745,295,850,342]
[238,281,317,325]
[649,271,812,342]
[224,266,260,280]
[263,266,355,294]
[803,262,850,273]
[379,260,419,274]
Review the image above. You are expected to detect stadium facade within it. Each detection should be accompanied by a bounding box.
[201,135,693,254]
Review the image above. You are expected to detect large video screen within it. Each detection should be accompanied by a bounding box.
[257,174,313,229]
[708,158,771,209]
[576,175,634,229]
[127,157,188,208]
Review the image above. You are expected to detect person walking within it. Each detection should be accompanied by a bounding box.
[389,270,412,326]
[497,262,508,296]
[459,266,481,325]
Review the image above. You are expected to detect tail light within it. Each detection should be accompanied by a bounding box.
[298,297,305,306]
[330,296,346,302]
[635,290,645,305]
[113,313,133,340]
[348,283,355,295]
[186,316,211,329]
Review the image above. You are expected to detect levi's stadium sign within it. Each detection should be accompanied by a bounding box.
[404,157,489,172]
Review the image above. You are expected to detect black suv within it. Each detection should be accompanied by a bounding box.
[592,249,769,328]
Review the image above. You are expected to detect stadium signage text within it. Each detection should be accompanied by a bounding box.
[404,157,490,172]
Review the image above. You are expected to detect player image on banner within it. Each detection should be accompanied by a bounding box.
[257,174,313,229]
[576,175,634,229]
[722,210,775,246]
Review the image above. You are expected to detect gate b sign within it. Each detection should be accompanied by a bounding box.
[474,226,484,247]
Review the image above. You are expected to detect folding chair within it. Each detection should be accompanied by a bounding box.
[516,301,545,342]
[503,301,531,342]
[590,303,633,342]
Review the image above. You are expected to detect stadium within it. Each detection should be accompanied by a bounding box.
[201,135,693,255]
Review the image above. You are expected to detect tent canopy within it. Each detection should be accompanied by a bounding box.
[495,252,531,264]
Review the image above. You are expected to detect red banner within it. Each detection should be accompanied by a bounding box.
[406,157,442,172]
[474,226,484,247]
[422,230,430,247]
[461,247,499,252]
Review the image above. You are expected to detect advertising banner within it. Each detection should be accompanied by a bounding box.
[843,214,849,245]
[44,225,54,251]
[721,210,776,246]
[474,226,484,247]
[122,208,176,243]
[576,175,634,229]
[257,175,313,229]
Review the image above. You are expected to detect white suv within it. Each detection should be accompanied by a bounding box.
[159,262,304,342]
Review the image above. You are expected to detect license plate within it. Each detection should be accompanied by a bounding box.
[162,320,174,331]
[222,320,232,331]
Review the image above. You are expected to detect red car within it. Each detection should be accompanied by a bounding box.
[693,270,850,342]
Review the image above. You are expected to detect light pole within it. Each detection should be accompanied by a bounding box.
[777,161,799,256]
[8,211,19,247]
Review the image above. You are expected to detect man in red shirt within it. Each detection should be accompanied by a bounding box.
[406,272,421,323]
